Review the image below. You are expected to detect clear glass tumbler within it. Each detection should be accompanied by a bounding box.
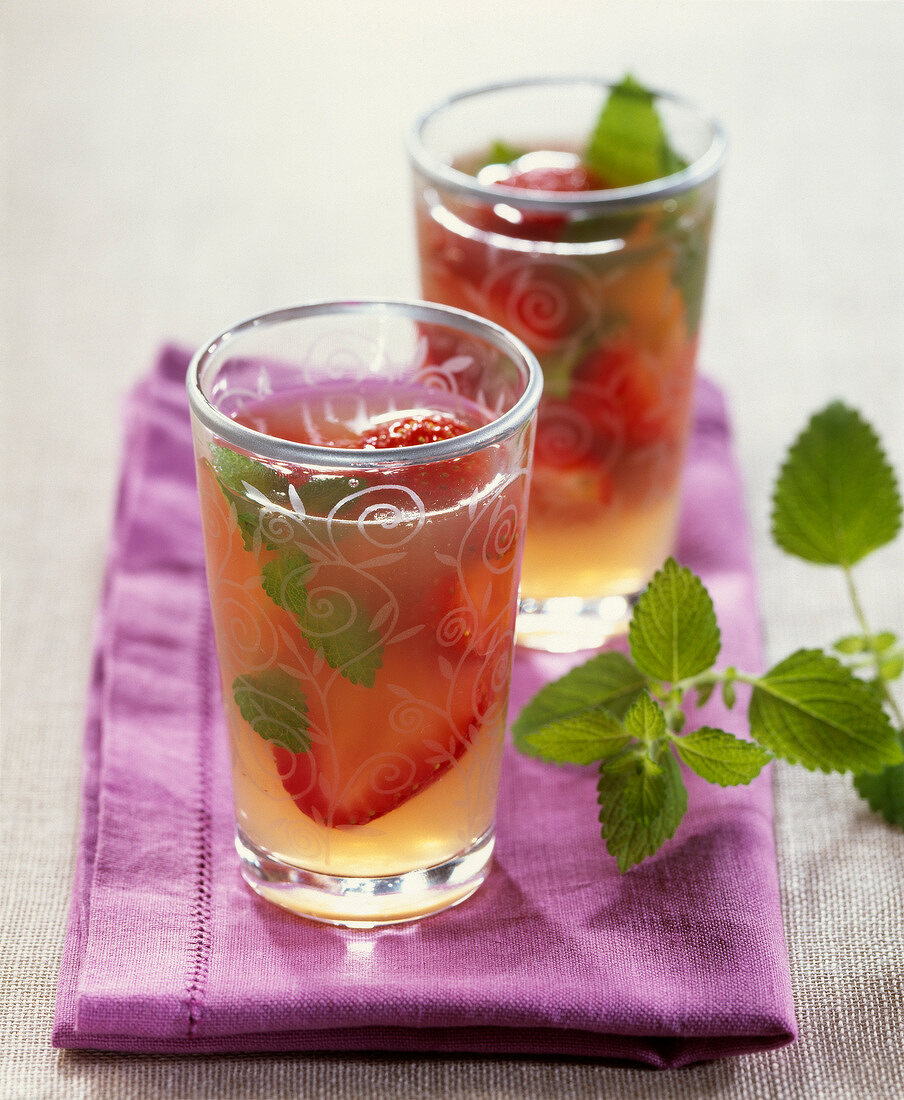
[408,77,726,651]
[187,300,541,926]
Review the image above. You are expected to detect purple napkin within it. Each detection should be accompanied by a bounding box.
[53,347,796,1066]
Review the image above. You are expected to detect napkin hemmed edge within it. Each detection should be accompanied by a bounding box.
[51,1020,796,1069]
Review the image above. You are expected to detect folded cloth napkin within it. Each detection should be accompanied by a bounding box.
[53,347,797,1066]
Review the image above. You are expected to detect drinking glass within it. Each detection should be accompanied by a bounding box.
[408,77,726,650]
[187,300,541,926]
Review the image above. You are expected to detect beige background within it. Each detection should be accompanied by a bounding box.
[2,1,903,1096]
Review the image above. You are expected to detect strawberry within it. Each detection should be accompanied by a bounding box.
[530,460,616,516]
[270,701,481,827]
[499,163,606,194]
[358,412,473,449]
[261,411,509,829]
[270,636,492,828]
[354,411,494,510]
[482,163,606,242]
[482,258,598,352]
[572,341,683,449]
[530,397,616,512]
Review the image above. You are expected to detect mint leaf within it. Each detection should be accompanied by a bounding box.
[772,403,902,567]
[212,445,359,532]
[208,448,284,551]
[233,670,309,753]
[585,74,687,187]
[880,655,904,681]
[291,474,365,518]
[749,649,902,773]
[261,550,383,687]
[628,558,721,683]
[525,708,630,765]
[674,727,772,786]
[512,651,646,757]
[623,692,667,742]
[211,444,289,498]
[854,734,904,827]
[261,547,313,616]
[597,749,687,871]
[618,757,665,824]
[483,140,527,168]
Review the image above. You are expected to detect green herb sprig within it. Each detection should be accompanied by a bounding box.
[514,402,904,870]
[207,446,385,754]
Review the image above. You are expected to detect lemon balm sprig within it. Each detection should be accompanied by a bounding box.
[771,402,904,826]
[514,402,904,870]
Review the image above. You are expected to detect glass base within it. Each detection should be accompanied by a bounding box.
[235,826,494,928]
[516,594,635,652]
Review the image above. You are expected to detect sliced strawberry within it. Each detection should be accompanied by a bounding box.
[270,647,489,827]
[500,164,606,194]
[355,411,494,511]
[479,163,606,242]
[573,341,682,448]
[220,407,512,830]
[530,401,616,514]
[267,498,515,828]
[481,259,598,353]
[529,455,615,515]
[358,412,474,449]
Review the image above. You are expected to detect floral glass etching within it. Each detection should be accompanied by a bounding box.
[409,77,726,650]
[187,300,541,926]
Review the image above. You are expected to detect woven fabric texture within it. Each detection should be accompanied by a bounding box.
[50,348,795,1065]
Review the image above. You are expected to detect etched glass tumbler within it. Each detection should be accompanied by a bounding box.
[187,300,541,926]
[409,77,726,651]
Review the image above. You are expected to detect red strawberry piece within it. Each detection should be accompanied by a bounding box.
[357,412,474,449]
[267,412,505,829]
[356,412,493,509]
[481,258,597,352]
[483,163,606,242]
[529,454,615,513]
[500,164,606,194]
[531,399,616,511]
[573,342,681,448]
[270,646,490,827]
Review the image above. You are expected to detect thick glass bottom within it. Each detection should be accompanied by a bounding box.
[516,593,636,652]
[236,825,495,928]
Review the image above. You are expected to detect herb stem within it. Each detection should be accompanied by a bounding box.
[843,564,904,729]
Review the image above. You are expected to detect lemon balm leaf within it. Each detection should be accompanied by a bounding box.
[772,402,902,567]
[880,654,904,681]
[623,692,667,743]
[233,670,309,753]
[597,750,687,871]
[262,550,384,688]
[211,444,290,499]
[209,447,291,551]
[749,649,902,773]
[524,708,631,765]
[480,140,528,169]
[512,651,647,757]
[674,727,772,786]
[585,74,688,187]
[628,558,721,683]
[854,738,904,827]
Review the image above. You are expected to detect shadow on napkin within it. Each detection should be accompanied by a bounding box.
[53,346,796,1066]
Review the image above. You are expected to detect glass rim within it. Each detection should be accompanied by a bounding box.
[407,74,727,211]
[186,298,543,469]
